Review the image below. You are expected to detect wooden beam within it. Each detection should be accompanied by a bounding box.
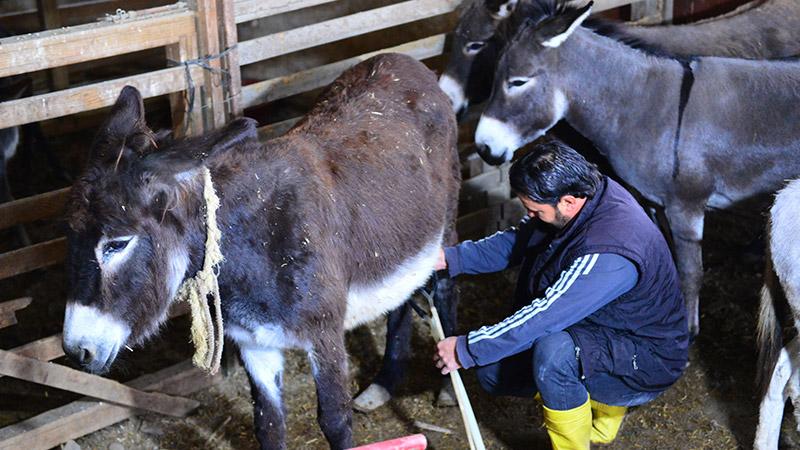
[0,0,168,34]
[0,238,66,280]
[0,5,195,77]
[238,0,459,65]
[0,298,33,330]
[0,350,200,418]
[0,65,203,129]
[0,188,69,230]
[234,0,338,24]
[242,34,446,108]
[0,360,220,450]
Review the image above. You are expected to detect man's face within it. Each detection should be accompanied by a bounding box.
[519,195,570,229]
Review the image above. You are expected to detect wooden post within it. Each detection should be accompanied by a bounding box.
[36,0,70,90]
[219,0,242,119]
[189,0,227,130]
[166,35,203,137]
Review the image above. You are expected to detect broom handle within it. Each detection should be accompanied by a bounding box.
[429,305,486,450]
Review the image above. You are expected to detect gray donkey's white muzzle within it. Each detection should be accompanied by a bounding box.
[475,116,521,165]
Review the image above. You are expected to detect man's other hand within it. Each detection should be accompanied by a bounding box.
[434,336,462,375]
[435,247,447,271]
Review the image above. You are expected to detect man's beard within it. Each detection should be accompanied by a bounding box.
[553,209,570,229]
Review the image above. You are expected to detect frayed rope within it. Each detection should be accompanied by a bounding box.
[174,166,224,374]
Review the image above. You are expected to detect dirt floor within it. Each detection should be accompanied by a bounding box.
[5,205,793,449]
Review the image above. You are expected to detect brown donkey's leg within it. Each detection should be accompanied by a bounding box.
[240,346,287,450]
[310,330,353,449]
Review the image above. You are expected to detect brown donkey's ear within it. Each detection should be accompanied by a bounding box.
[139,117,259,183]
[90,86,155,167]
[534,1,593,48]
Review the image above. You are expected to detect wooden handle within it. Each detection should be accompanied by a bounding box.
[429,305,486,450]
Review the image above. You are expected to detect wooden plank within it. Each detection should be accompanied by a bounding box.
[0,5,195,77]
[0,188,69,230]
[0,238,66,280]
[0,65,203,129]
[0,0,169,34]
[0,350,200,418]
[0,298,33,330]
[7,335,64,363]
[234,0,338,23]
[0,360,219,450]
[238,0,459,65]
[37,0,71,89]
[242,34,446,108]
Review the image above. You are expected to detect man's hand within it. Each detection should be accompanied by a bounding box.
[434,336,462,375]
[434,247,447,271]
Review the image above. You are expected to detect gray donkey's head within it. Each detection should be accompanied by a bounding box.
[62,86,256,374]
[438,0,512,116]
[475,1,592,165]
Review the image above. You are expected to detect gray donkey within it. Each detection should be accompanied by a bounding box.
[474,1,800,336]
[439,0,800,116]
[755,179,800,450]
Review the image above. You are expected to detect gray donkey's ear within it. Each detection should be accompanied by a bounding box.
[536,1,593,48]
[487,0,518,20]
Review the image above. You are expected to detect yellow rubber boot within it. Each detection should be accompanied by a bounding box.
[542,397,592,450]
[590,399,627,444]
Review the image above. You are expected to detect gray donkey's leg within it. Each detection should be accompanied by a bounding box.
[754,339,799,450]
[666,203,705,337]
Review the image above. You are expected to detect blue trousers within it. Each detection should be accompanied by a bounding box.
[475,331,662,410]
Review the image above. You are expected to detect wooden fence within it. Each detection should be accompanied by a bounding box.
[0,0,665,447]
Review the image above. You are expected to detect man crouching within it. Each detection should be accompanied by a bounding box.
[434,141,689,449]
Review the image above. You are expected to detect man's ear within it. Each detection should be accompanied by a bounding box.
[536,1,593,48]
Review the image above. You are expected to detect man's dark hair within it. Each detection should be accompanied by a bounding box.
[509,140,602,206]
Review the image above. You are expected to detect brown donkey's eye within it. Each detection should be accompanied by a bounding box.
[103,239,129,258]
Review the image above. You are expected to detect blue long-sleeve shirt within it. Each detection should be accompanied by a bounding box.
[446,230,638,369]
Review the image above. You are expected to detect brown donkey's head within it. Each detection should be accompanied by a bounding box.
[62,86,257,373]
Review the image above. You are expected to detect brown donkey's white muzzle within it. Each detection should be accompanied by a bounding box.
[62,303,130,374]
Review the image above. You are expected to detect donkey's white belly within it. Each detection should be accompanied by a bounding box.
[344,235,442,329]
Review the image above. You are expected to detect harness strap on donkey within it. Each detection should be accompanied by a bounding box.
[175,166,225,374]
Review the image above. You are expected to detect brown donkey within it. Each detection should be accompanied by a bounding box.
[61,53,460,449]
